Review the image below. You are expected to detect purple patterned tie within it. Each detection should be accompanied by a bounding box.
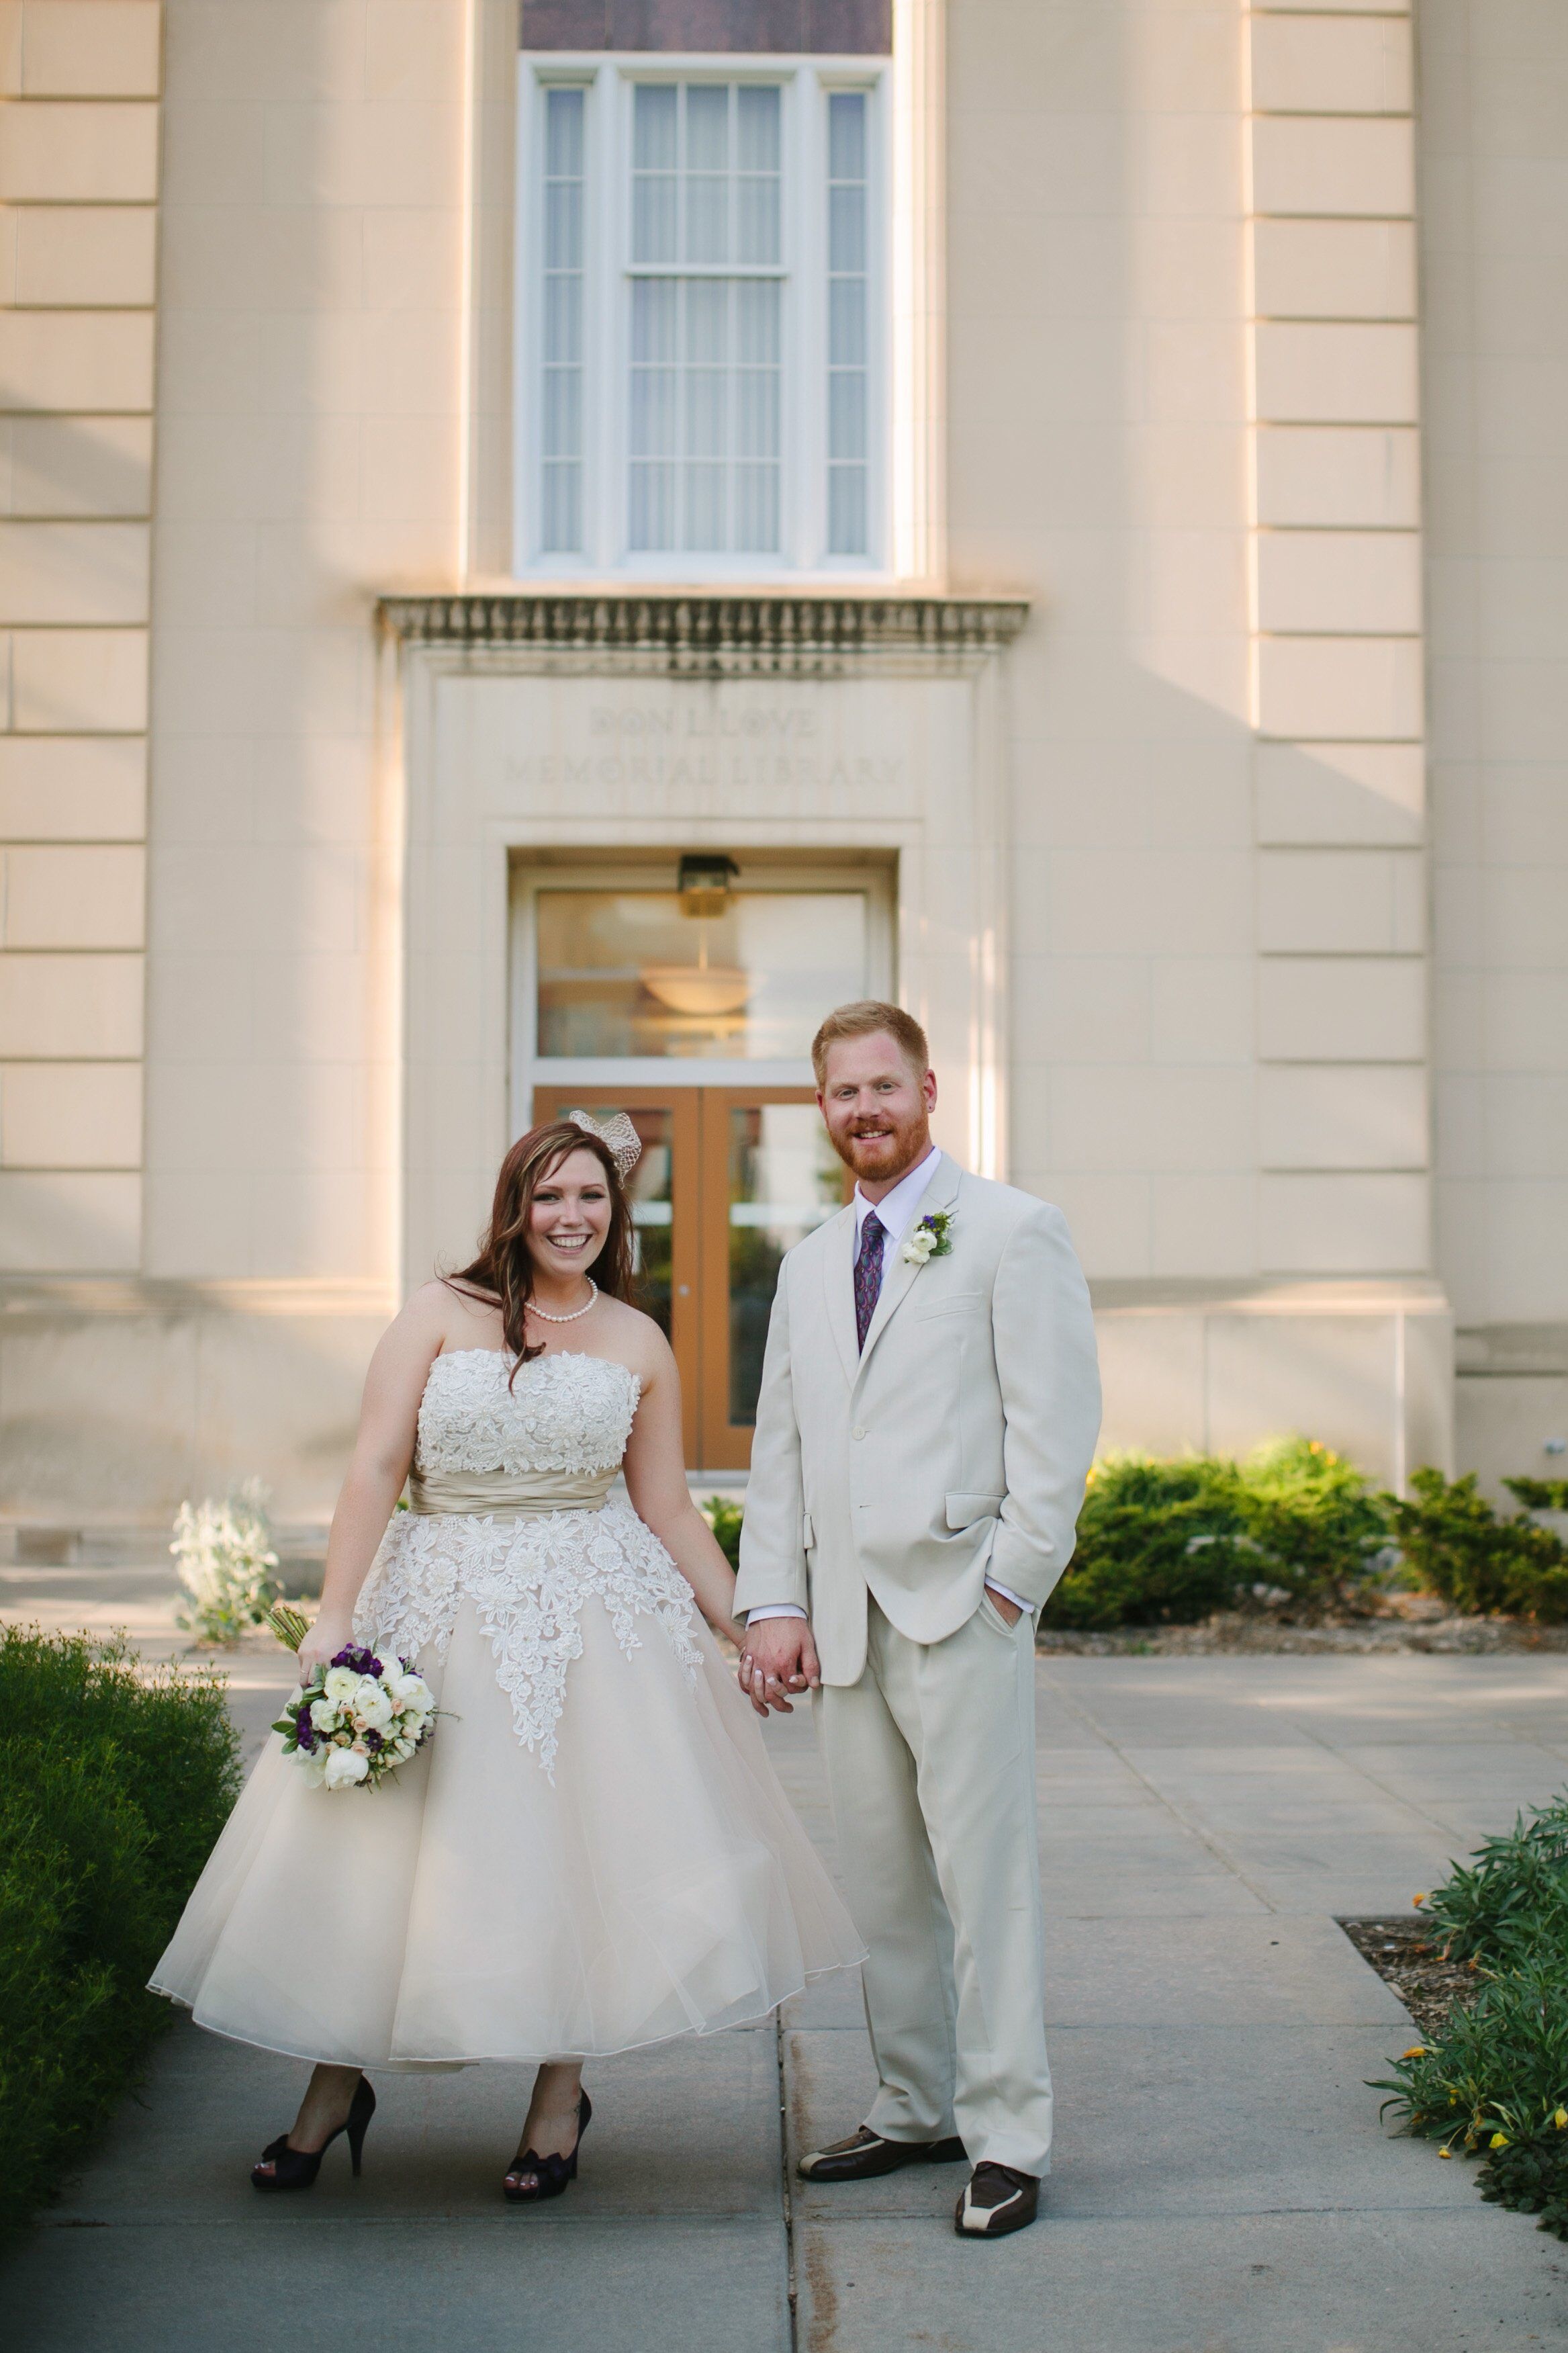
[854,1212,885,1352]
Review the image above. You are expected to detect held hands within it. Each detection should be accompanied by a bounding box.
[737,1618,821,1718]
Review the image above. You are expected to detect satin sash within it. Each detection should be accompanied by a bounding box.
[406,1464,616,1519]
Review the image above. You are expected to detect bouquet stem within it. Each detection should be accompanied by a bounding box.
[266,1602,312,1654]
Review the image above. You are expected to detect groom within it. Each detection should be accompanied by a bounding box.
[734,1002,1100,2239]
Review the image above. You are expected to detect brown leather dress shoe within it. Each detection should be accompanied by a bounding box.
[798,2126,968,2182]
[955,2161,1040,2237]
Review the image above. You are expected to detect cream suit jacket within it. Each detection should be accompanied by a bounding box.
[733,1152,1102,1686]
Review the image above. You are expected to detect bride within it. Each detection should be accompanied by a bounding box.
[152,1112,863,2200]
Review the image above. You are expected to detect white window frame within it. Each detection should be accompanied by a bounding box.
[513,52,889,581]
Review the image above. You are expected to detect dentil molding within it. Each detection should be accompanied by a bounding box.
[377,591,1029,676]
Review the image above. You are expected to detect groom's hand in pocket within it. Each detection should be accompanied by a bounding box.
[738,1618,821,1716]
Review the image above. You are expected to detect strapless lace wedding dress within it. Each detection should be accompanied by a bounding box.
[152,1350,863,2068]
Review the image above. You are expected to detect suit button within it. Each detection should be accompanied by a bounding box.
[851,1426,866,1440]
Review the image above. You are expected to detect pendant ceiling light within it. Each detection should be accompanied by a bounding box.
[641,853,751,1016]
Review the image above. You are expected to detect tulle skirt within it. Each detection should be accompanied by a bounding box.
[150,1594,864,2068]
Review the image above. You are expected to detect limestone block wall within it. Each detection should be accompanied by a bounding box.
[943,0,1446,1482]
[1244,1,1429,1278]
[0,1,160,1276]
[1420,0,1568,1486]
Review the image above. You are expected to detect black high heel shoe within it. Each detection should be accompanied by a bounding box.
[503,2089,592,2203]
[251,2076,375,2192]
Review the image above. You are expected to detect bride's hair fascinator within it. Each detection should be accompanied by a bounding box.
[566,1107,643,1180]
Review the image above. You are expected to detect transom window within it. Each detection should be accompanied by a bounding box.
[516,59,886,577]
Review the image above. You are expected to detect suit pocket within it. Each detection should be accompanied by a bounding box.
[978,1591,1023,1640]
[946,1490,1004,1530]
[914,1290,986,1322]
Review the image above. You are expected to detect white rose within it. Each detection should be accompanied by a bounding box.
[901,1228,935,1266]
[323,1746,371,1789]
[353,1680,394,1732]
[323,1666,359,1705]
[309,1698,340,1732]
[384,1669,426,1707]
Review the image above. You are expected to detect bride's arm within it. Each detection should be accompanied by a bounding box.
[620,1337,739,1638]
[295,1290,445,1676]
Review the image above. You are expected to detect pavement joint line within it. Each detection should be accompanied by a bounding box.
[1035,1665,1280,1914]
[775,2008,800,2352]
[1256,1710,1518,1851]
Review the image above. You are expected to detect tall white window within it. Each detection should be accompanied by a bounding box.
[541,87,586,553]
[826,91,868,558]
[516,60,886,576]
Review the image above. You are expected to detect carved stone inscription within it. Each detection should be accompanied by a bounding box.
[447,672,960,829]
[505,699,903,798]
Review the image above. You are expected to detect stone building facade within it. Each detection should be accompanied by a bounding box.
[0,0,1563,1537]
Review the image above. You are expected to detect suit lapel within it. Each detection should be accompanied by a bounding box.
[820,1203,860,1386]
[854,1153,964,1381]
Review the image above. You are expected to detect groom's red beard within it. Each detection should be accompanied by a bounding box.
[829,1108,930,1186]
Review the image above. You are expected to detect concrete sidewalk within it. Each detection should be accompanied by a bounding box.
[7,1578,1568,2349]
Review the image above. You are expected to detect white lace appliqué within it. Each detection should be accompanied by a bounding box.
[353,1352,704,1778]
[413,1345,641,1477]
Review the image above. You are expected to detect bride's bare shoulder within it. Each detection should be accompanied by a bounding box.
[398,1277,503,1353]
[593,1293,672,1373]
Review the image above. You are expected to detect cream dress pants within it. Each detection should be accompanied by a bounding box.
[817,1593,1052,2177]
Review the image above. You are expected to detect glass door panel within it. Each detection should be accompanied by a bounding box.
[700,1090,849,1467]
[530,1083,847,1470]
[535,887,868,1060]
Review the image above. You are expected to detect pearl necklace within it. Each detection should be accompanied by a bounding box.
[526,1278,598,1325]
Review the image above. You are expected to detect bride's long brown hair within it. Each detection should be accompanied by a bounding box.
[446,1122,637,1378]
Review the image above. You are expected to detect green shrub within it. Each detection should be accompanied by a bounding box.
[1386,1469,1568,1621]
[0,1626,239,2227]
[1503,1477,1568,1513]
[1236,1436,1391,1617]
[1042,1454,1251,1630]
[1477,2118,1568,2235]
[1416,1792,1568,1965]
[1042,1439,1389,1631]
[1371,1789,1568,2240]
[1373,1951,1568,2160]
[702,1495,744,1572]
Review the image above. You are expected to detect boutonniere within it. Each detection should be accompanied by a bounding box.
[901,1210,955,1266]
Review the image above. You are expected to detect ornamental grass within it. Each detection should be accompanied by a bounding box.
[0,1626,239,2228]
[1371,1792,1568,2238]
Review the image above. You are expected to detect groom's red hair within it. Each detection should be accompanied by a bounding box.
[811,1000,931,1088]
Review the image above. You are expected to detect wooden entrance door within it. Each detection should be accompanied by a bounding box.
[533,1085,847,1470]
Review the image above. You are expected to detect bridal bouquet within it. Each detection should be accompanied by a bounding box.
[267,1605,435,1790]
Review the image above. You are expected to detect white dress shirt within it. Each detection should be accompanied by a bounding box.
[747,1141,1029,1626]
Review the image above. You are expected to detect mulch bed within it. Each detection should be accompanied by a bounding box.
[1340,1916,1483,2041]
[1037,1613,1568,1657]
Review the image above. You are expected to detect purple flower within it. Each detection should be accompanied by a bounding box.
[364,1728,383,1750]
[330,1645,383,1677]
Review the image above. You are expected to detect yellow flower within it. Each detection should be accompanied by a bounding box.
[1490,2132,1510,2149]
[1412,1894,1427,1908]
[1439,2146,1453,2160]
[1403,2047,1426,2060]
[1555,2109,1567,2130]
